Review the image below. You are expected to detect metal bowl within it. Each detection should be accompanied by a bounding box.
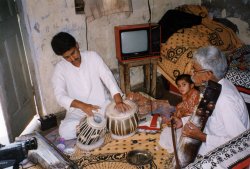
[126,150,153,166]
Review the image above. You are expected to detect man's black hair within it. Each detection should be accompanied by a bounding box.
[51,32,77,55]
[175,74,193,85]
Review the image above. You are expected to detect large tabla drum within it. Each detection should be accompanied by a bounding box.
[76,113,107,151]
[105,100,139,139]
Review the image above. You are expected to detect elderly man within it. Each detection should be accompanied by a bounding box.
[173,46,249,155]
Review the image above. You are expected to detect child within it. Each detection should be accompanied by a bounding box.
[174,74,200,118]
[159,74,200,152]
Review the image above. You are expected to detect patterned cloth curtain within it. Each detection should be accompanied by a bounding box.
[84,0,132,21]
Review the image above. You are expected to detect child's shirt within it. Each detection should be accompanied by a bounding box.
[175,88,200,118]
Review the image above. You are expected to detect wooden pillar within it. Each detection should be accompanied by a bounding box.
[118,63,125,93]
[144,64,151,94]
[125,64,131,94]
[151,59,158,97]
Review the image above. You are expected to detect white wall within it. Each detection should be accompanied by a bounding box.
[22,0,87,114]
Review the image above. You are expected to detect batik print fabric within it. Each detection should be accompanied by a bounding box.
[175,88,200,118]
[158,4,243,87]
[186,129,250,169]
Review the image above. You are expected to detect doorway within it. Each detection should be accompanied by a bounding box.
[0,0,38,144]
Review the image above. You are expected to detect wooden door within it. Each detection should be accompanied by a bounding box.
[0,0,36,142]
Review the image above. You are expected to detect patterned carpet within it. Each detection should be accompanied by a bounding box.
[26,129,174,169]
[70,132,173,169]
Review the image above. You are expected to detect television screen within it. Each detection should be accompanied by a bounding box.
[121,30,148,55]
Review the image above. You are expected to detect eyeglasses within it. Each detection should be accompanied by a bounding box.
[190,68,212,74]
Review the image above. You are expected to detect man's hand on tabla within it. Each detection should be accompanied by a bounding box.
[115,102,131,113]
[82,104,100,116]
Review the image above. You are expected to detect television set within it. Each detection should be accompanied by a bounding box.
[114,23,161,62]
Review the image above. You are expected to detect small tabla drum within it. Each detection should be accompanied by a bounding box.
[76,113,107,151]
[105,99,139,139]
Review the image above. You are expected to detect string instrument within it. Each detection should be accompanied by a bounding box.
[173,80,222,168]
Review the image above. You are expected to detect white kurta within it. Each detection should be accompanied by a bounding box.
[198,78,250,155]
[52,51,122,140]
[159,117,189,153]
[159,79,250,156]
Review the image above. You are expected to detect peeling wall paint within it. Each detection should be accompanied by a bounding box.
[202,0,250,44]
[23,0,86,114]
[202,0,250,25]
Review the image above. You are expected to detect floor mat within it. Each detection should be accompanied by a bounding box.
[25,128,174,169]
[70,132,174,169]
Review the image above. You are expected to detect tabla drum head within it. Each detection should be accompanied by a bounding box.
[105,100,138,119]
[87,113,107,128]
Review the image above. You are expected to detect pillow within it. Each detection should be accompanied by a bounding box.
[225,45,250,95]
[176,4,209,18]
[213,17,239,34]
[186,129,250,169]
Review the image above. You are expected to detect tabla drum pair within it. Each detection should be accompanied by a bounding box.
[105,99,139,139]
[76,113,106,151]
[76,99,139,151]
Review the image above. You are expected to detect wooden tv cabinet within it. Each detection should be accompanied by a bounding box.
[118,57,159,97]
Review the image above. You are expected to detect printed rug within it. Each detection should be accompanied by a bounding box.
[27,129,174,169]
[70,132,173,169]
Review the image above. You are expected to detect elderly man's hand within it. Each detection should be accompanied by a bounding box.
[182,122,206,142]
[114,102,131,112]
[170,116,183,129]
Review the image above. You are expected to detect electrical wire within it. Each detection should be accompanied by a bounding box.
[147,0,151,23]
[85,16,88,50]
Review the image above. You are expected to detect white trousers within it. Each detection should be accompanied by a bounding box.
[58,100,110,140]
[159,116,189,153]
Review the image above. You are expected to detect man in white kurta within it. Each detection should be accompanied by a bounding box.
[51,32,130,140]
[52,51,124,140]
[198,78,249,155]
[159,78,249,154]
